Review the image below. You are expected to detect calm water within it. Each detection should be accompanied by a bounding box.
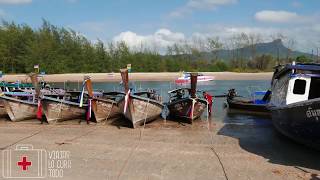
[52,80,272,125]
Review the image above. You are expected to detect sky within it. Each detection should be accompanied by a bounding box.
[0,0,319,53]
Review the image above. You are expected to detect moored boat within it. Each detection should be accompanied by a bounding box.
[269,62,320,149]
[226,88,271,115]
[0,74,40,121]
[175,72,214,84]
[0,93,37,121]
[167,73,207,123]
[119,69,164,128]
[85,77,123,123]
[41,93,88,124]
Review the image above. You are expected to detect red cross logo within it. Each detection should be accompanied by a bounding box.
[17,156,32,171]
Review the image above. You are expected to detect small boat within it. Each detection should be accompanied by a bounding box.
[226,88,271,115]
[41,77,103,124]
[167,73,207,123]
[119,69,164,128]
[175,72,214,84]
[85,77,123,123]
[0,92,38,121]
[0,74,41,121]
[269,62,320,149]
[41,94,88,124]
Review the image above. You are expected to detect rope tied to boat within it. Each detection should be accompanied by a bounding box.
[205,100,229,180]
[105,101,114,122]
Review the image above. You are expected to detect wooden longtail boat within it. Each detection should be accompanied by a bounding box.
[119,69,164,128]
[0,94,37,121]
[167,73,207,123]
[0,74,40,121]
[41,91,89,124]
[85,77,123,123]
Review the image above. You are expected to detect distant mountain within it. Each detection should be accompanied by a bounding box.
[174,39,312,62]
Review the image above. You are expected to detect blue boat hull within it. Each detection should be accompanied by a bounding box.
[270,98,320,150]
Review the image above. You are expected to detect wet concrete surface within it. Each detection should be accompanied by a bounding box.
[0,117,319,180]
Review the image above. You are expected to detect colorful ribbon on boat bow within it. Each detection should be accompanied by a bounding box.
[37,100,42,120]
[189,98,196,119]
[79,80,87,107]
[123,89,131,113]
[86,98,92,123]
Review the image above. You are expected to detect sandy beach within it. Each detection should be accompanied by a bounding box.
[1,72,273,83]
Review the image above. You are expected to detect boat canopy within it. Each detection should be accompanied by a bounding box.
[273,63,320,79]
[0,82,33,88]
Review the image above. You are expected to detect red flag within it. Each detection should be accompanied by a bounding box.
[37,100,42,120]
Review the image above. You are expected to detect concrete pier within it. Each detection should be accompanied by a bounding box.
[0,118,319,180]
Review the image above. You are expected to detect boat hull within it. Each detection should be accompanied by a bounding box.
[0,102,7,117]
[227,98,270,115]
[168,98,207,123]
[41,97,87,124]
[0,96,37,121]
[119,95,163,128]
[270,98,320,150]
[93,98,121,123]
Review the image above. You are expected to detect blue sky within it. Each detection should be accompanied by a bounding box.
[0,0,319,52]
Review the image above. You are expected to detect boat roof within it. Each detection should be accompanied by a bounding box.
[0,82,33,88]
[273,63,320,79]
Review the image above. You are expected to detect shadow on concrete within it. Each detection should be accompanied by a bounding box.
[218,113,320,172]
[108,116,133,128]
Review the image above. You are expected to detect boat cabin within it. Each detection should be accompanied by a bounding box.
[271,63,320,106]
[286,74,320,104]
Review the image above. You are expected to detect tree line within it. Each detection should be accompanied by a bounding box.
[0,20,318,74]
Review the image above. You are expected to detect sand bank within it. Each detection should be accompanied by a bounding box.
[1,72,273,83]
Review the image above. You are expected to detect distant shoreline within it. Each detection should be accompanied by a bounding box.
[1,72,273,83]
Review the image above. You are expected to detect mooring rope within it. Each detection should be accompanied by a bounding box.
[117,98,150,180]
[206,100,229,180]
[105,101,114,123]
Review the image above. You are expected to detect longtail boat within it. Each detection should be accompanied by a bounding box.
[41,89,90,124]
[118,69,164,128]
[85,77,123,123]
[0,74,40,121]
[167,73,207,123]
[41,77,103,124]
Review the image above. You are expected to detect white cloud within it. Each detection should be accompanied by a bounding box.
[113,29,186,52]
[0,0,32,5]
[111,24,320,54]
[169,0,237,18]
[254,10,312,24]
